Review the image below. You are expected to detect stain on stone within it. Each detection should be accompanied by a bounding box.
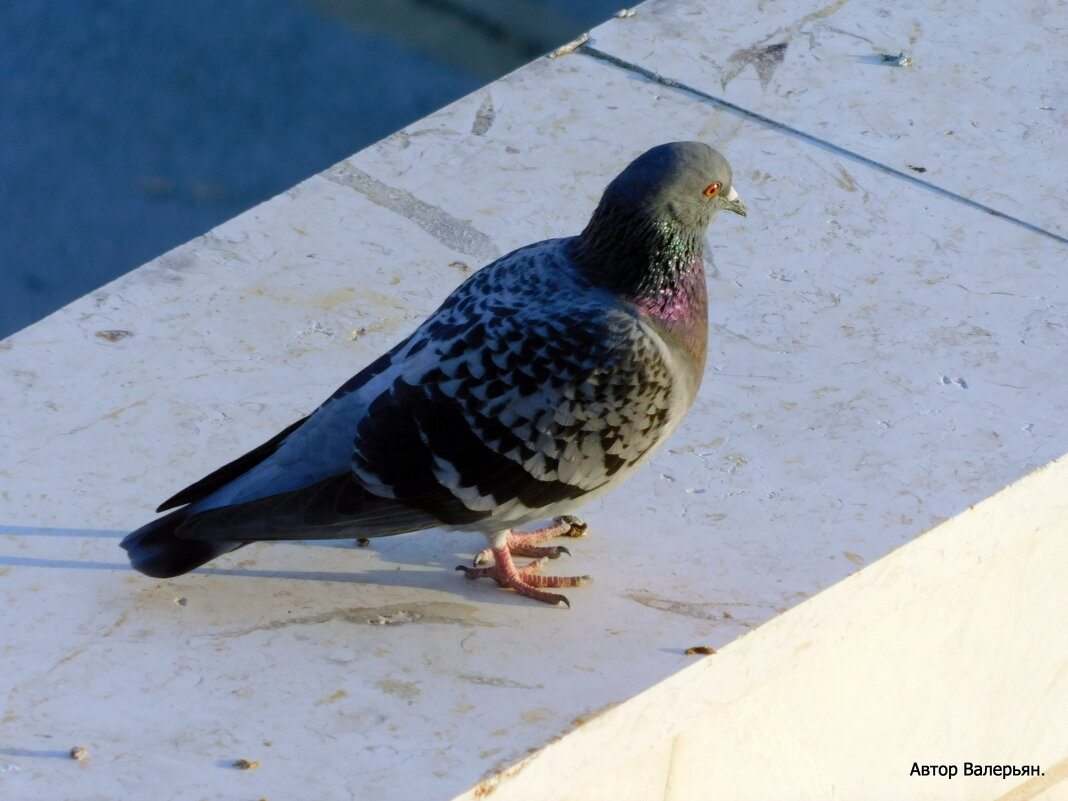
[832,164,858,192]
[520,706,552,725]
[95,330,135,343]
[323,163,499,261]
[471,94,495,136]
[628,591,722,621]
[143,250,196,283]
[220,602,497,637]
[727,41,789,88]
[569,700,622,729]
[314,688,348,706]
[460,673,542,690]
[720,0,850,88]
[375,678,420,702]
[472,756,532,799]
[628,590,766,627]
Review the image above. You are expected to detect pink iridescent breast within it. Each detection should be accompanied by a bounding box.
[633,258,708,378]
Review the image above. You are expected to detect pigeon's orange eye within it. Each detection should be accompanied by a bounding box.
[703,182,721,198]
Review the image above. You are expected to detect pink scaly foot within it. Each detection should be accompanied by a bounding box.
[457,526,592,607]
[473,515,589,566]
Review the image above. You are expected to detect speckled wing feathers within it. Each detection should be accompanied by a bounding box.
[176,238,685,542]
[349,239,679,530]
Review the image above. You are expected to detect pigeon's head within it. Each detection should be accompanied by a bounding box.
[602,141,747,231]
[575,142,745,297]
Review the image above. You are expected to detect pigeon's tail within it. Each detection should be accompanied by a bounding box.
[121,509,242,578]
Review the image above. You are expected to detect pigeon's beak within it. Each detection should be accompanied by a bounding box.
[724,185,747,217]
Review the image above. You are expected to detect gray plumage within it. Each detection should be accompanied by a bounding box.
[122,141,746,605]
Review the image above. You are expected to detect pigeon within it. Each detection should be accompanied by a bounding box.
[122,141,746,606]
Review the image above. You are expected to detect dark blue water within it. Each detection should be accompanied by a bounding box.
[0,0,622,338]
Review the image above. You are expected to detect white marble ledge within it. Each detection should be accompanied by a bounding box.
[460,456,1068,801]
[1,27,1067,801]
[587,0,1068,238]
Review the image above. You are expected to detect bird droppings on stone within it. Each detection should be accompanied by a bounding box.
[471,95,495,136]
[549,32,589,58]
[298,320,334,338]
[368,611,420,625]
[880,52,913,67]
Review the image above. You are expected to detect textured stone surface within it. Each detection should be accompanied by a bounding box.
[1,1,1065,798]
[589,0,1068,238]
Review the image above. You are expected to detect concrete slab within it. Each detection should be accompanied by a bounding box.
[587,0,1068,238]
[459,456,1068,801]
[1,2,1065,799]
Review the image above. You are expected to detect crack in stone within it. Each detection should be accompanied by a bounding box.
[577,46,1068,246]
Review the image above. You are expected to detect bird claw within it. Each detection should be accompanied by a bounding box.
[473,516,589,564]
[458,547,591,606]
[474,544,571,565]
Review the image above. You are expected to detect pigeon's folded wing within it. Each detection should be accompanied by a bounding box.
[165,243,679,543]
[174,471,440,542]
[350,298,678,528]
